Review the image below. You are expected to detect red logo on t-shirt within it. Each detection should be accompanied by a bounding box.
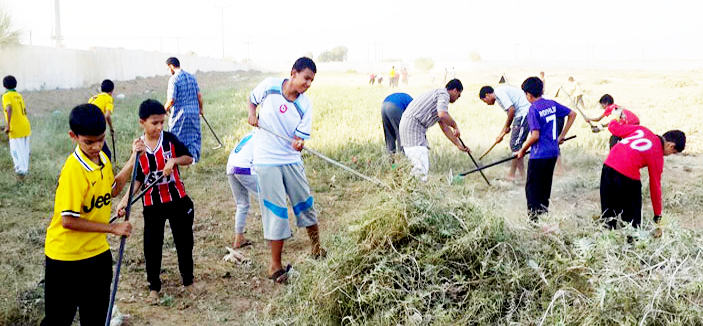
[279,104,288,113]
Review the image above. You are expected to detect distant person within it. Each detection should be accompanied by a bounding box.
[567,76,585,109]
[517,77,577,220]
[247,57,325,283]
[368,73,376,85]
[451,67,456,79]
[41,104,139,325]
[116,99,196,305]
[399,79,468,181]
[88,79,116,161]
[226,130,258,249]
[479,85,532,180]
[377,75,384,86]
[164,57,203,163]
[381,93,413,155]
[2,75,31,181]
[587,94,640,148]
[401,68,409,86]
[600,120,685,229]
[389,66,397,88]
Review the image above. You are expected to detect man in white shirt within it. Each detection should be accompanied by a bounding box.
[479,85,532,180]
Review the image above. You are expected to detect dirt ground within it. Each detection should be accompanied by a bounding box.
[21,71,248,116]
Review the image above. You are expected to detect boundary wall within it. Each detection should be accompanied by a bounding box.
[0,45,254,91]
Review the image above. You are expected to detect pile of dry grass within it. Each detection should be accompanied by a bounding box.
[255,174,703,325]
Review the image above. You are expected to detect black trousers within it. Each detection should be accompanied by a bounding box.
[41,250,112,326]
[143,196,194,292]
[601,164,642,228]
[526,157,558,220]
[609,135,622,149]
[381,102,404,154]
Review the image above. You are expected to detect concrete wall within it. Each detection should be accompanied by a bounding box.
[0,45,255,91]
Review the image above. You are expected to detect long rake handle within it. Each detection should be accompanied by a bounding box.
[201,113,224,148]
[257,126,386,188]
[105,153,141,326]
[458,135,577,177]
[111,131,118,164]
[559,86,594,127]
[479,141,499,160]
[108,176,163,224]
[458,138,490,186]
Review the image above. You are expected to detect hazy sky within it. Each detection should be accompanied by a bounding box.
[4,0,702,62]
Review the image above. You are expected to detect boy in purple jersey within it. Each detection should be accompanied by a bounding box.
[517,77,577,220]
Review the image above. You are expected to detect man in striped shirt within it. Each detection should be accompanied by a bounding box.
[164,57,203,163]
[399,79,468,181]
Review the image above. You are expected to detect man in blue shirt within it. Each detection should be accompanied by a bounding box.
[164,57,203,163]
[517,77,576,220]
[381,93,413,154]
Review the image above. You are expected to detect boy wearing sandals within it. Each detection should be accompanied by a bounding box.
[247,57,325,283]
[226,130,258,248]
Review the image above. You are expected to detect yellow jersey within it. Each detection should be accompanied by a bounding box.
[88,92,114,115]
[45,146,114,261]
[2,90,31,139]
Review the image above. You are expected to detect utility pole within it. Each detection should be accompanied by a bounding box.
[214,4,228,59]
[53,0,63,48]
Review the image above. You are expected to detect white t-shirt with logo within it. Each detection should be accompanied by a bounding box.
[226,131,256,174]
[250,77,313,165]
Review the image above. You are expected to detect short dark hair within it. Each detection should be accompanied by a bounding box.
[599,94,614,106]
[479,86,494,99]
[446,79,463,92]
[70,104,106,136]
[101,79,114,93]
[139,99,166,120]
[521,77,544,98]
[3,75,17,89]
[292,57,316,73]
[662,130,686,152]
[166,57,180,67]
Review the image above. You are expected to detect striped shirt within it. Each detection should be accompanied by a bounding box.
[167,69,201,161]
[399,88,450,147]
[136,131,191,206]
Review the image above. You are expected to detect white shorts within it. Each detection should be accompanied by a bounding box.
[255,164,317,241]
[404,146,429,182]
[9,136,30,175]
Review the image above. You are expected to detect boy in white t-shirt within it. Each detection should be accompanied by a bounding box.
[247,57,325,283]
[226,131,258,248]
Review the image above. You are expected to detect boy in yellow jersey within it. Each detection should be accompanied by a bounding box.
[41,104,144,326]
[2,75,31,180]
[89,79,115,160]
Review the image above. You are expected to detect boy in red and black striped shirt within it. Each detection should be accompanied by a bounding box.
[116,99,195,304]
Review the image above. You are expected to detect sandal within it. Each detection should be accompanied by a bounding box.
[268,264,292,284]
[233,240,253,249]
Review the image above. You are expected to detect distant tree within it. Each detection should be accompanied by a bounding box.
[469,51,482,62]
[0,6,21,47]
[414,57,434,72]
[318,46,348,62]
[303,52,314,60]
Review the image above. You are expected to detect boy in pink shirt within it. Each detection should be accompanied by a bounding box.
[587,94,640,148]
[600,119,685,229]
